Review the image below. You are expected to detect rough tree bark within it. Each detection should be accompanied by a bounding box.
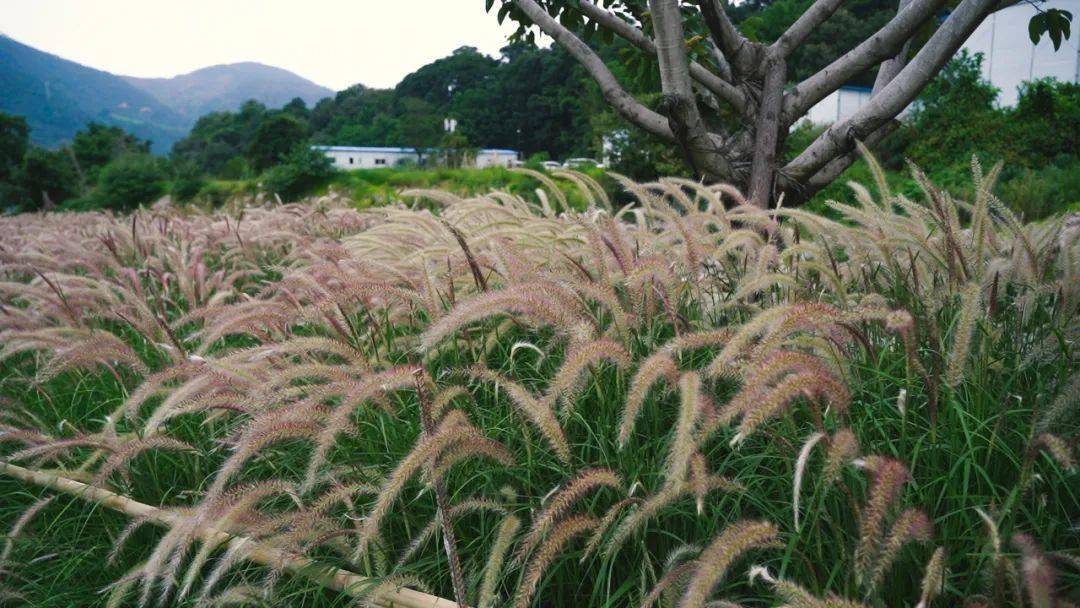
[507,0,1003,208]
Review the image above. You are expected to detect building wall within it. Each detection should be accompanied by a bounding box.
[805,87,874,125]
[961,0,1080,107]
[313,146,519,170]
[474,150,519,168]
[317,147,421,170]
[802,0,1079,125]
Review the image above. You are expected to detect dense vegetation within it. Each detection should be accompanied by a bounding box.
[0,166,1076,607]
[2,43,1076,219]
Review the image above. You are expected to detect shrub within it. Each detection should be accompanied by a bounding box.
[83,154,168,211]
[259,145,336,200]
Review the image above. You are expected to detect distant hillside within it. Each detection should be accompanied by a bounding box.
[0,34,188,153]
[124,63,333,121]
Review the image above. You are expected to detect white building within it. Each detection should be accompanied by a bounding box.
[312,146,520,170]
[805,86,876,125]
[961,0,1079,106]
[802,0,1079,125]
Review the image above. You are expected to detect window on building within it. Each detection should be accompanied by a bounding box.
[349,157,354,165]
[375,158,387,166]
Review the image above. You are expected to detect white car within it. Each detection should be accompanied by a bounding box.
[563,157,604,169]
[541,160,563,171]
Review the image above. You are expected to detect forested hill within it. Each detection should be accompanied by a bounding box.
[123,63,332,121]
[0,34,188,153]
[0,36,332,153]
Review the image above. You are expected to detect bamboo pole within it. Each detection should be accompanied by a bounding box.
[0,461,458,608]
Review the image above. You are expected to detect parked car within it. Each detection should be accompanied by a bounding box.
[563,157,604,169]
[540,160,563,171]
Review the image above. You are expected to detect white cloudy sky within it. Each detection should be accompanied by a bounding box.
[1,0,522,90]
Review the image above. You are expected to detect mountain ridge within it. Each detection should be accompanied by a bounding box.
[123,62,333,120]
[0,35,335,153]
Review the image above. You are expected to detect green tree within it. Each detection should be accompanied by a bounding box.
[0,113,29,183]
[260,145,335,200]
[89,155,168,211]
[71,122,151,182]
[17,148,79,211]
[491,0,1074,207]
[248,113,308,171]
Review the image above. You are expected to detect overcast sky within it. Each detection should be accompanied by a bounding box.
[1,0,521,90]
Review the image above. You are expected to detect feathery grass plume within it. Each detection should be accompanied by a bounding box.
[478,514,521,608]
[356,413,505,555]
[750,566,869,608]
[0,496,53,567]
[945,282,982,387]
[713,350,843,429]
[688,452,743,516]
[354,573,433,608]
[664,372,703,488]
[915,547,947,608]
[867,508,933,592]
[974,507,1022,607]
[420,283,592,352]
[854,457,911,587]
[546,339,631,414]
[641,546,701,608]
[467,366,571,463]
[1012,534,1058,608]
[678,520,778,608]
[1031,433,1076,472]
[175,480,298,601]
[429,436,515,480]
[619,351,679,448]
[793,432,826,532]
[513,514,597,608]
[823,428,860,485]
[92,436,194,486]
[581,497,638,561]
[395,498,507,568]
[729,370,849,447]
[301,366,417,492]
[515,468,622,564]
[510,167,569,212]
[603,483,683,558]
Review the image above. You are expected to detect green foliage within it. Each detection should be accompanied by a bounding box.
[71,122,152,183]
[80,154,169,211]
[171,100,271,174]
[170,161,207,202]
[1029,7,1073,50]
[247,112,309,171]
[15,147,80,211]
[0,112,29,183]
[259,145,336,200]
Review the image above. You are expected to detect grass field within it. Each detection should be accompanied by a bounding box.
[0,164,1077,607]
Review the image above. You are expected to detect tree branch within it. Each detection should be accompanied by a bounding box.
[782,0,948,125]
[748,53,788,207]
[650,0,697,97]
[576,0,749,114]
[697,0,760,76]
[650,0,737,181]
[773,0,847,58]
[783,0,998,181]
[801,120,899,195]
[872,0,915,92]
[511,0,675,142]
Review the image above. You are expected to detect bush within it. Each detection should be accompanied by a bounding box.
[998,159,1080,220]
[83,154,168,211]
[259,146,336,200]
[171,162,206,202]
